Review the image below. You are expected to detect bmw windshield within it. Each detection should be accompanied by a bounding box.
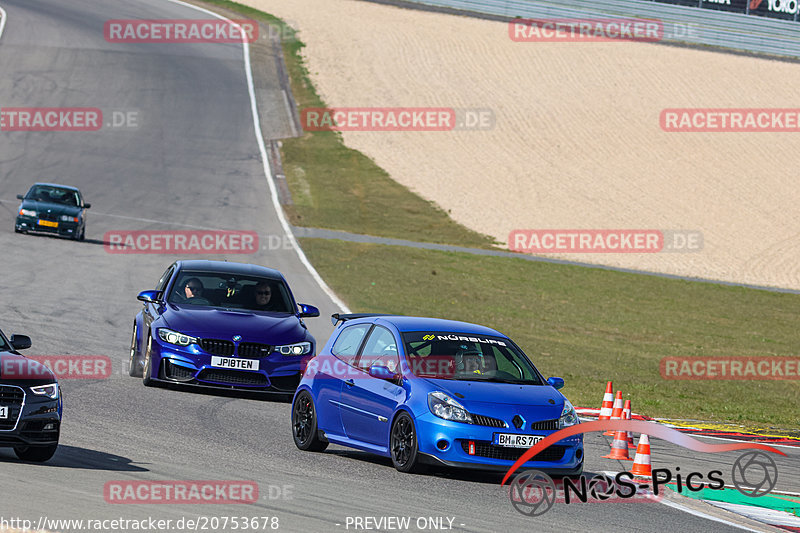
[26,185,81,206]
[167,271,295,313]
[402,331,545,384]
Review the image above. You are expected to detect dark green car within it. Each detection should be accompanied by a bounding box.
[15,183,90,240]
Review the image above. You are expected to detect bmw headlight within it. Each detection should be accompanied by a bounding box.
[60,214,79,222]
[428,391,473,424]
[157,328,197,347]
[19,209,37,217]
[276,342,311,356]
[559,399,579,429]
[31,383,59,399]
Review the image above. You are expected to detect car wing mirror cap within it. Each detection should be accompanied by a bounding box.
[368,364,397,380]
[137,290,163,303]
[547,377,564,390]
[10,334,32,350]
[298,303,320,318]
[16,194,24,200]
[84,203,91,208]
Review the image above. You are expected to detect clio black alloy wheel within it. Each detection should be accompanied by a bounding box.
[292,391,328,452]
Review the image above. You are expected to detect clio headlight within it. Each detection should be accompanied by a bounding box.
[428,391,473,424]
[19,209,37,217]
[559,399,579,429]
[157,328,197,347]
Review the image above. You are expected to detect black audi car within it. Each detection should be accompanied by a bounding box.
[0,328,61,462]
[15,182,90,240]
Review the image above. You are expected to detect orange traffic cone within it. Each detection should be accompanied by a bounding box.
[631,434,652,477]
[623,400,635,449]
[604,391,623,436]
[603,428,632,461]
[598,381,614,422]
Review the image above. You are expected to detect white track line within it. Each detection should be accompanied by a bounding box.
[0,4,7,40]
[162,0,350,313]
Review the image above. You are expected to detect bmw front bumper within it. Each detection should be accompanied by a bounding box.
[16,215,81,238]
[149,340,303,393]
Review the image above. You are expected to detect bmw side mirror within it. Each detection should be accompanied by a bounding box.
[84,203,91,209]
[10,334,32,350]
[137,290,163,303]
[368,364,396,381]
[298,303,320,318]
[16,194,24,200]
[547,377,565,390]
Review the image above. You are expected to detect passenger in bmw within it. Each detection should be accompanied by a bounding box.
[252,281,278,311]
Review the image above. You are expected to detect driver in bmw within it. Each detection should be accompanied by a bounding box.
[182,278,204,301]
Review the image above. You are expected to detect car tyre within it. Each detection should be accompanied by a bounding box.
[142,333,154,387]
[390,412,424,473]
[128,323,143,377]
[77,226,85,241]
[14,442,58,462]
[292,391,328,452]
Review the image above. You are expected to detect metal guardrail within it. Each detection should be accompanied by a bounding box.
[399,0,800,59]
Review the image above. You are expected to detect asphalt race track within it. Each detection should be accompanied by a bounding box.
[0,1,795,531]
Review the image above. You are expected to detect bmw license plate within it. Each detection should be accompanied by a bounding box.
[494,433,543,448]
[211,356,258,370]
[38,220,58,228]
[0,406,8,419]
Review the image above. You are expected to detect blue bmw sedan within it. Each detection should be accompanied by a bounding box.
[129,260,320,395]
[292,314,583,474]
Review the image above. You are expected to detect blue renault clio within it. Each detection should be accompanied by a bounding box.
[292,314,583,474]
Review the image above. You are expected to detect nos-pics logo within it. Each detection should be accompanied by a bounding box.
[500,420,783,517]
[509,451,778,516]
